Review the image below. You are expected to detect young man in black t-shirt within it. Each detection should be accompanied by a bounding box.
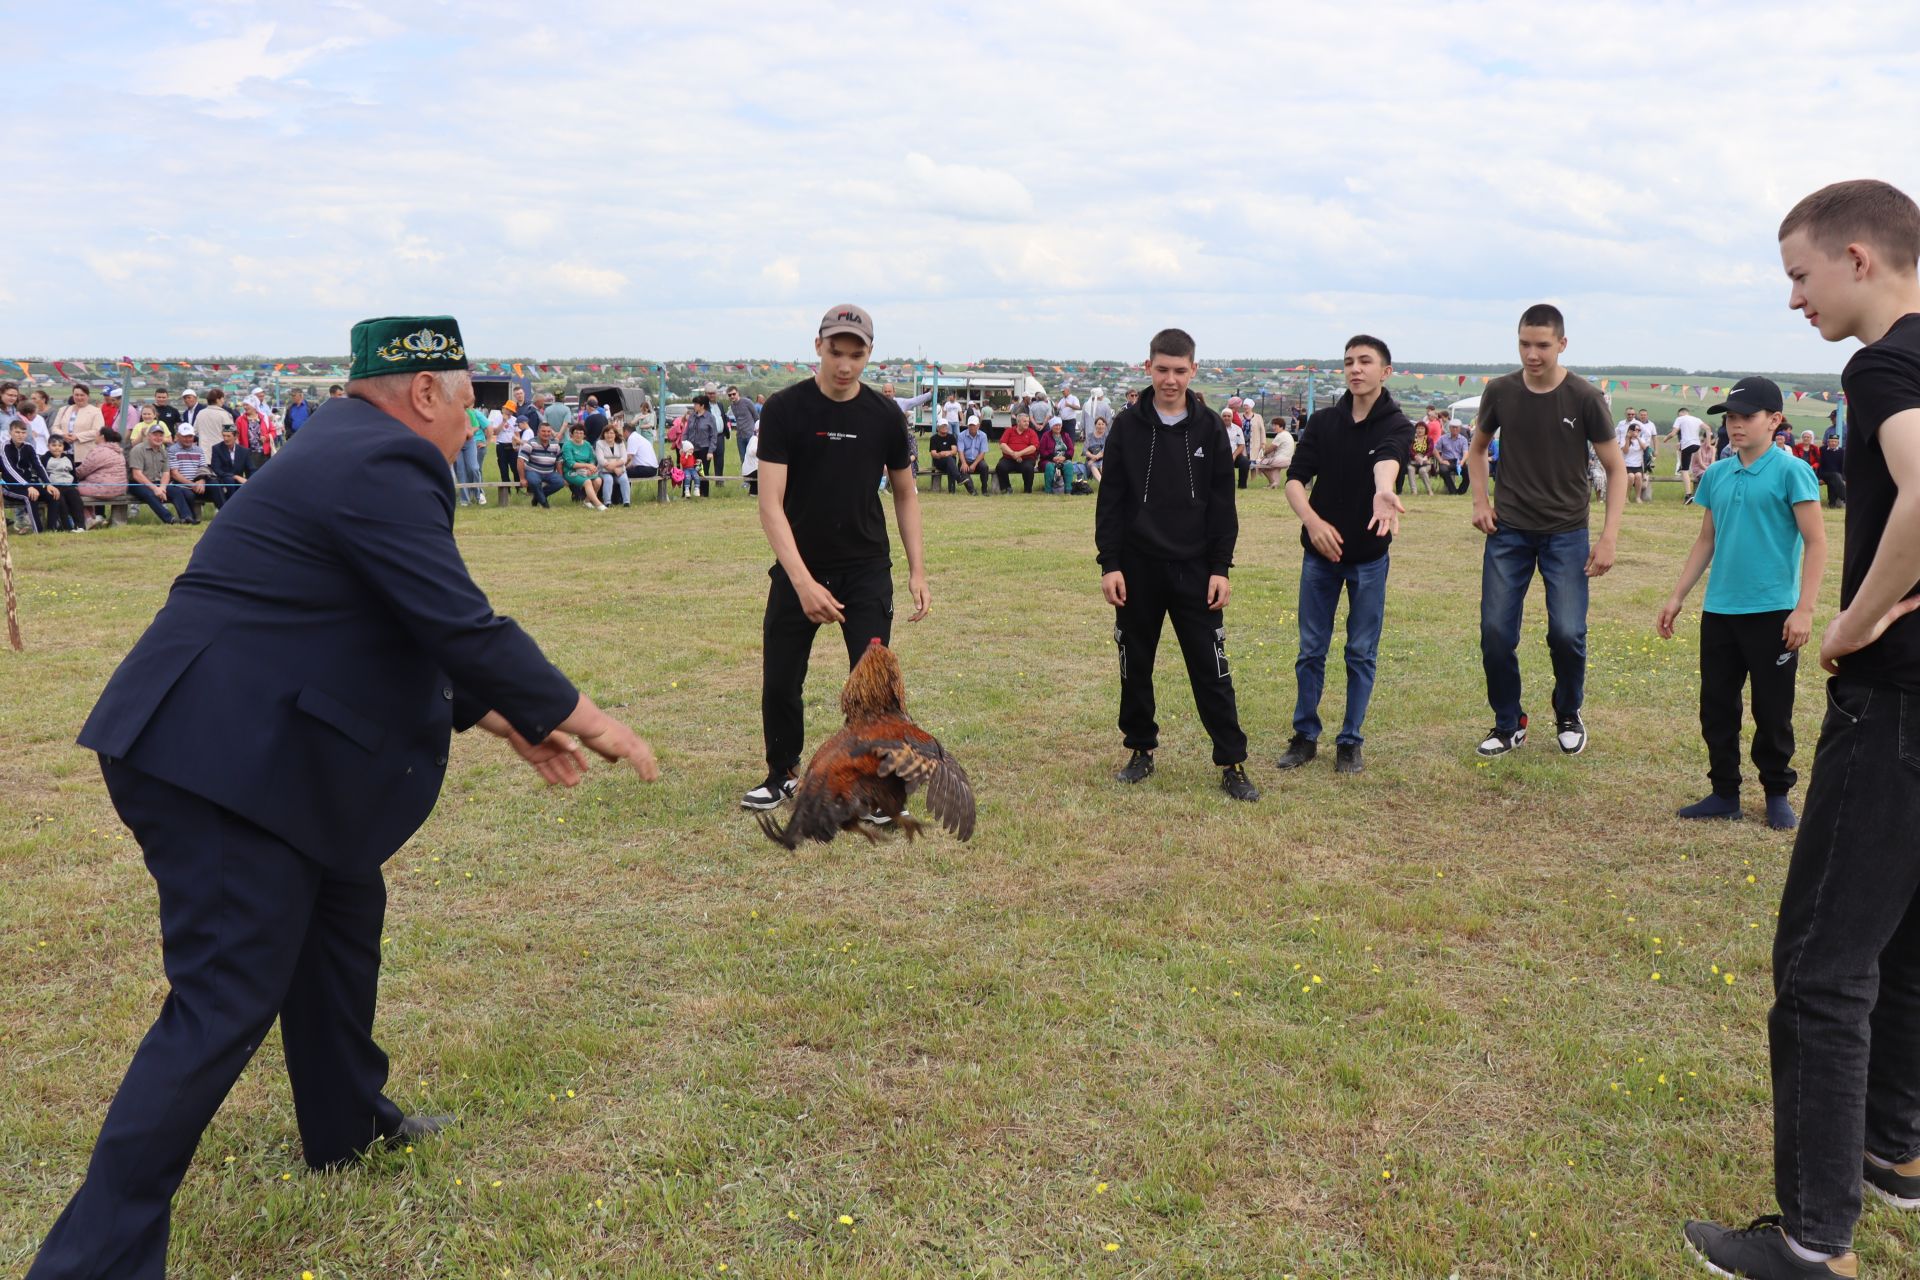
[742,304,930,811]
[1685,180,1920,1280]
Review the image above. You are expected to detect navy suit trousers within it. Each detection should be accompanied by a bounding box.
[28,759,402,1280]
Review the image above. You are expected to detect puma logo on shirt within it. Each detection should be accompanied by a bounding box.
[1193,446,1205,457]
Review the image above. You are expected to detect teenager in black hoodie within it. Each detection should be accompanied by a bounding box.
[1094,329,1257,801]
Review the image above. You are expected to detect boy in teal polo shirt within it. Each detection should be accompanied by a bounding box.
[1657,376,1826,829]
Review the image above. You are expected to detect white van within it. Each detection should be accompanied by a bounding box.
[1448,395,1481,428]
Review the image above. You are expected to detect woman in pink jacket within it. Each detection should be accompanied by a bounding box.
[76,424,130,528]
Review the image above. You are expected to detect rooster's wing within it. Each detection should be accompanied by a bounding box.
[868,720,976,841]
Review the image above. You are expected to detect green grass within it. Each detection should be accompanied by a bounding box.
[1,478,1898,1278]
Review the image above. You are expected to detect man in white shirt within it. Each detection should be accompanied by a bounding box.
[1614,406,1637,449]
[1672,407,1705,498]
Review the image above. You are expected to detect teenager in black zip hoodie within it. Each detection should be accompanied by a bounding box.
[1094,328,1257,801]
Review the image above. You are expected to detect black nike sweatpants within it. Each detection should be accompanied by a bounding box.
[1700,608,1799,798]
[761,560,894,776]
[1113,553,1247,766]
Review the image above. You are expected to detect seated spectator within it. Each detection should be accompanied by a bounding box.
[1038,417,1077,494]
[1818,427,1845,508]
[561,423,608,510]
[994,411,1040,494]
[77,424,128,528]
[4,417,52,533]
[38,434,89,531]
[1083,413,1111,483]
[927,422,963,493]
[1793,430,1822,469]
[955,415,990,494]
[1400,428,1435,496]
[596,423,631,507]
[207,422,253,508]
[168,424,211,520]
[677,438,703,499]
[626,428,660,481]
[1433,423,1470,494]
[1684,435,1716,506]
[1251,424,1295,488]
[127,423,193,525]
[517,423,568,508]
[1226,412,1250,489]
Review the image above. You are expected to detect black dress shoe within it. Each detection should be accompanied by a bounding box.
[1335,743,1363,774]
[1114,749,1154,784]
[1274,734,1317,770]
[1220,764,1260,802]
[389,1113,454,1145]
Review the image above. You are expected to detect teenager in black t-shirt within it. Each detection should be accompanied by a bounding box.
[742,303,929,812]
[1686,179,1920,1280]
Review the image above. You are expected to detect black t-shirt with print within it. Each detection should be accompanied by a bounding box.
[1838,311,1920,691]
[756,378,913,570]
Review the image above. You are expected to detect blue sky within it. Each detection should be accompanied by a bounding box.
[13,0,1920,371]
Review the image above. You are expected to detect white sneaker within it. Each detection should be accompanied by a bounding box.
[741,774,798,811]
[477,493,487,505]
[1555,714,1588,755]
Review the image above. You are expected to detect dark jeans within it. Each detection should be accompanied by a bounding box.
[495,443,521,496]
[1293,550,1390,746]
[958,461,986,494]
[929,455,962,492]
[523,469,565,507]
[27,760,401,1280]
[1699,609,1798,797]
[205,478,239,510]
[1234,454,1250,489]
[42,484,88,530]
[1822,472,1846,507]
[708,440,726,477]
[1114,554,1247,766]
[1770,680,1920,1253]
[761,560,894,775]
[1479,525,1589,734]
[994,455,1035,493]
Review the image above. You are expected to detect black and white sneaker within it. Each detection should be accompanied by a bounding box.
[1555,713,1587,755]
[741,774,797,811]
[1865,1151,1920,1209]
[1682,1215,1858,1278]
[861,811,893,826]
[1476,714,1528,758]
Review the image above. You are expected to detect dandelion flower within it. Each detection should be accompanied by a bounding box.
[839,1214,855,1226]
[1104,1242,1120,1252]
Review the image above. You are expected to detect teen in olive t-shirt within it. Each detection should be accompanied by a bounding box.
[1475,371,1616,530]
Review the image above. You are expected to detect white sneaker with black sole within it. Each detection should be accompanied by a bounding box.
[1556,713,1587,755]
[1476,713,1528,758]
[741,775,797,811]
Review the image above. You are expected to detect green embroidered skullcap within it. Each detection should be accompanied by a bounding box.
[348,315,470,381]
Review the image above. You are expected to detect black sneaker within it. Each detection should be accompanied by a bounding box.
[1682,1216,1858,1277]
[1679,793,1743,822]
[1767,796,1800,831]
[1865,1152,1920,1209]
[1114,749,1154,784]
[1220,764,1260,803]
[1476,714,1529,757]
[741,773,797,811]
[1274,735,1317,770]
[1555,712,1587,755]
[1335,743,1363,774]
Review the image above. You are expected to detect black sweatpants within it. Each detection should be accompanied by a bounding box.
[761,560,894,776]
[994,456,1035,493]
[1114,554,1247,766]
[1700,608,1799,797]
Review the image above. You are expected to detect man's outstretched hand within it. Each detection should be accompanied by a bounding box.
[576,718,660,781]
[479,702,661,785]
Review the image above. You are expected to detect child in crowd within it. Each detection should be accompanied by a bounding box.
[678,437,701,499]
[1656,377,1824,829]
[1683,432,1716,505]
[40,434,88,531]
[1622,424,1647,501]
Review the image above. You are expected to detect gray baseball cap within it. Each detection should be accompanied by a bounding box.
[818,303,874,346]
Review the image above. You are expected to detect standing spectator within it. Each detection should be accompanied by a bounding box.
[282,387,314,438]
[4,417,51,533]
[1673,404,1705,499]
[53,384,106,450]
[994,411,1040,493]
[0,380,21,433]
[177,388,201,427]
[492,408,528,500]
[561,423,608,510]
[727,386,758,473]
[1028,388,1053,428]
[207,422,252,508]
[1275,335,1413,775]
[542,391,572,439]
[579,396,608,446]
[235,400,273,469]
[927,421,963,493]
[517,423,567,508]
[1226,411,1250,489]
[128,422,192,525]
[1469,304,1626,758]
[167,424,211,521]
[740,428,761,496]
[453,405,485,507]
[151,386,182,434]
[1622,424,1648,501]
[194,390,236,455]
[101,386,123,431]
[596,422,630,507]
[955,415,991,494]
[77,424,128,527]
[1083,387,1114,436]
[326,383,345,400]
[684,393,720,496]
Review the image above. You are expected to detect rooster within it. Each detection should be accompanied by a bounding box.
[757,640,975,848]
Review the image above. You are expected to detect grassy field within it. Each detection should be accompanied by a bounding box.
[1,473,1897,1279]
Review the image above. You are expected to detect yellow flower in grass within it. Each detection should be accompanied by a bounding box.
[1103,1242,1120,1252]
[838,1214,854,1226]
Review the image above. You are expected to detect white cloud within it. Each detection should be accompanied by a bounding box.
[136,23,356,102]
[546,261,629,299]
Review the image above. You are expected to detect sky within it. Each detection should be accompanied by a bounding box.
[11,1,1920,371]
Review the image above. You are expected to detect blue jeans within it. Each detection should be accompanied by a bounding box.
[524,469,565,507]
[1479,526,1589,734]
[1292,550,1389,746]
[453,438,481,504]
[132,483,194,524]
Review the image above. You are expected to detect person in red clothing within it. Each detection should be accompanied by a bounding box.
[994,412,1039,493]
[1792,430,1823,469]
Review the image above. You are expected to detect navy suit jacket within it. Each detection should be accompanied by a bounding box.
[79,396,578,877]
[208,439,252,484]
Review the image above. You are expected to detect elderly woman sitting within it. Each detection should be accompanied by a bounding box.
[1249,424,1295,488]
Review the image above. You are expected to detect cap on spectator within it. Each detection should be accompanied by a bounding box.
[967,414,981,426]
[178,424,195,437]
[147,423,167,435]
[1708,376,1784,416]
[348,315,470,381]
[182,388,199,397]
[105,385,122,397]
[817,303,874,346]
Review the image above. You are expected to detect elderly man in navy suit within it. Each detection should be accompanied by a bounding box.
[28,316,660,1280]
